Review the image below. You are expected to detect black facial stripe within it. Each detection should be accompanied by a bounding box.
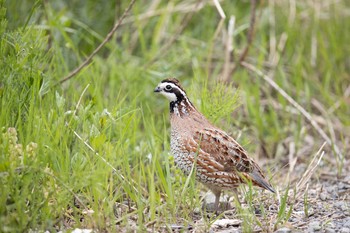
[172,88,185,102]
[169,87,195,115]
[163,86,185,101]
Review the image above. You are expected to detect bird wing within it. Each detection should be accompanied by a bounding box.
[187,128,275,192]
[192,128,254,173]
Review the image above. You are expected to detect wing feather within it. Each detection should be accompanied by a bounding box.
[193,128,253,173]
[187,128,275,192]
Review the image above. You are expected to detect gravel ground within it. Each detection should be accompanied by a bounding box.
[193,159,350,233]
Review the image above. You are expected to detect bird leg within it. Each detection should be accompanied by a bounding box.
[213,189,221,213]
[202,188,222,212]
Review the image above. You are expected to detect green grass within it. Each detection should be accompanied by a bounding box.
[1,0,349,231]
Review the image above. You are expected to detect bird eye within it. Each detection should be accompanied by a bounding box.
[165,85,172,91]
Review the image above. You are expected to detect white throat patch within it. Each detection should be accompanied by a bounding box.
[160,91,177,102]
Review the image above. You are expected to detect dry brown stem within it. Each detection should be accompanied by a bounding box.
[295,142,326,199]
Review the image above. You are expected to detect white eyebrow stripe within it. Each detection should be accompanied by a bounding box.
[159,82,187,97]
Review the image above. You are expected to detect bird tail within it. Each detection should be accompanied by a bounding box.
[250,170,275,193]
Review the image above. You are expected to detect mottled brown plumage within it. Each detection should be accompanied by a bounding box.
[154,78,275,210]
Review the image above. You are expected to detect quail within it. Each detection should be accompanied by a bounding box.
[154,78,275,211]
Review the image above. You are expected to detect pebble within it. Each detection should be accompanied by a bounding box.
[335,201,344,208]
[325,228,335,233]
[307,207,315,217]
[338,182,346,189]
[326,186,336,193]
[71,229,92,233]
[341,204,348,211]
[309,189,317,196]
[319,193,327,201]
[193,207,201,214]
[344,218,350,227]
[316,203,324,209]
[309,221,322,231]
[215,228,240,233]
[341,227,350,233]
[275,227,292,232]
[211,219,241,228]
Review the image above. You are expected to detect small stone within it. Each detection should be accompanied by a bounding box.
[326,186,336,193]
[306,207,315,217]
[315,203,324,210]
[341,204,349,211]
[275,227,292,233]
[211,219,241,228]
[309,189,317,196]
[309,221,322,231]
[335,201,345,208]
[170,224,186,231]
[344,218,350,227]
[341,228,350,233]
[71,229,92,233]
[338,182,346,189]
[82,209,94,215]
[216,228,240,233]
[319,193,327,201]
[325,228,336,233]
[345,176,350,183]
[193,207,201,214]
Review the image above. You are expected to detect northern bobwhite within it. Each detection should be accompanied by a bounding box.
[154,78,275,210]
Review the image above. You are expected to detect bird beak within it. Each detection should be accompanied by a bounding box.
[154,86,161,93]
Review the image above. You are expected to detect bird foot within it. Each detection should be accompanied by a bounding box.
[202,201,232,213]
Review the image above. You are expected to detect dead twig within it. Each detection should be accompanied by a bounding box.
[58,0,136,85]
[213,0,226,19]
[295,142,326,199]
